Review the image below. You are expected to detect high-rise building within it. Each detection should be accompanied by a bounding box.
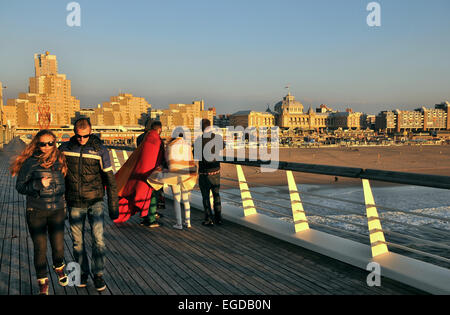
[4,52,80,127]
[34,52,58,77]
[159,100,214,131]
[76,94,152,126]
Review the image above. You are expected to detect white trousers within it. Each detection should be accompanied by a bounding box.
[170,184,191,226]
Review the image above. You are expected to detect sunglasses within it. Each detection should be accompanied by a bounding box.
[38,141,55,147]
[76,134,91,139]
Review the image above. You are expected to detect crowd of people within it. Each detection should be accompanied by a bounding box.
[10,117,224,295]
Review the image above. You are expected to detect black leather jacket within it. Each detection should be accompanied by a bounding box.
[16,155,66,211]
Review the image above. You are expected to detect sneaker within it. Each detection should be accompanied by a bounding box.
[155,212,164,219]
[148,221,163,228]
[215,219,223,226]
[202,220,214,227]
[38,278,49,295]
[140,220,150,227]
[53,264,69,287]
[77,273,89,288]
[94,275,106,292]
[173,224,183,230]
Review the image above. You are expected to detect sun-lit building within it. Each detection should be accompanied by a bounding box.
[4,52,80,127]
[159,100,215,131]
[274,93,328,130]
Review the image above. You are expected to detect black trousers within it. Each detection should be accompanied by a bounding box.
[199,173,222,222]
[26,208,66,279]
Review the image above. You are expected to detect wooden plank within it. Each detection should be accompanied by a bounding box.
[101,224,169,295]
[109,216,227,295]
[0,190,14,294]
[186,215,338,294]
[190,214,361,294]
[149,220,265,294]
[75,220,139,295]
[103,218,184,294]
[17,196,32,295]
[9,186,22,295]
[148,205,290,294]
[153,210,302,294]
[122,214,252,295]
[0,160,11,294]
[168,224,289,294]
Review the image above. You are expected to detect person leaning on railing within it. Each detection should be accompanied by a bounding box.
[11,129,69,295]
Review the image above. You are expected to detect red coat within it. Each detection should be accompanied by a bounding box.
[114,130,165,223]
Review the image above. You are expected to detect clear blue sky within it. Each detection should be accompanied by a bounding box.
[1,0,449,115]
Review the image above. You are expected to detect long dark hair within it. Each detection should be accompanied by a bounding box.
[10,130,68,177]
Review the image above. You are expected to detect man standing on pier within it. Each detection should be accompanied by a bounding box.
[195,119,225,226]
[59,118,119,292]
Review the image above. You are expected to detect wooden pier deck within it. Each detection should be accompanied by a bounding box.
[0,154,426,295]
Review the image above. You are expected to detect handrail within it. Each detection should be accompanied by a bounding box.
[219,181,450,239]
[220,158,450,190]
[218,184,450,252]
[221,176,450,223]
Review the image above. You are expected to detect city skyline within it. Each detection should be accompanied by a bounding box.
[1,0,449,114]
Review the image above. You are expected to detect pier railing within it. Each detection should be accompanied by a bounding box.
[219,158,450,267]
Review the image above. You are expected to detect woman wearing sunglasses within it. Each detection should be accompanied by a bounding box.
[10,129,69,295]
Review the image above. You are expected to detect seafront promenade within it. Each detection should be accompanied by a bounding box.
[0,152,425,295]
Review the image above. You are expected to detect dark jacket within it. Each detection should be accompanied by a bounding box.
[16,155,66,211]
[136,131,147,147]
[195,129,225,174]
[58,135,119,219]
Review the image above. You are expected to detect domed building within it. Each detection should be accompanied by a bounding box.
[274,93,304,115]
[273,93,328,131]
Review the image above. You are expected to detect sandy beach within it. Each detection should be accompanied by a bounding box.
[219,145,450,188]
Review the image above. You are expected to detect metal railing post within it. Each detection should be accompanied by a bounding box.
[362,179,389,257]
[286,170,310,232]
[236,164,257,216]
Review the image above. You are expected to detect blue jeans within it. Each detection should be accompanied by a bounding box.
[68,201,105,276]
